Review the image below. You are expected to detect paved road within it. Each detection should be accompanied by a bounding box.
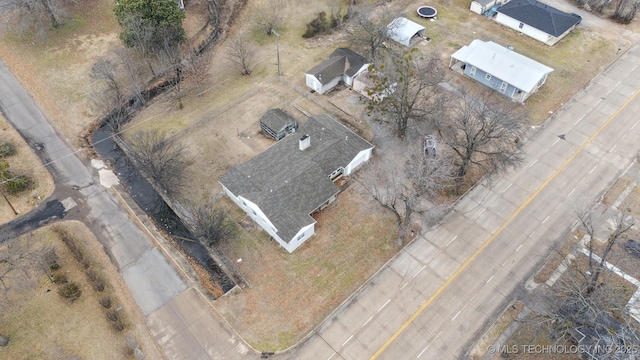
[0,59,252,359]
[285,41,640,360]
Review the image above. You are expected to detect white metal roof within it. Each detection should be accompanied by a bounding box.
[387,17,426,47]
[451,40,553,92]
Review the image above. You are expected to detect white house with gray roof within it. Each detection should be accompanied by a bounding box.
[495,0,581,46]
[219,114,373,253]
[305,48,370,94]
[449,39,553,103]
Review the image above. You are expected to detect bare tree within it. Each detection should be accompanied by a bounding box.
[227,33,256,76]
[576,209,634,294]
[113,47,146,107]
[345,4,395,61]
[540,210,640,353]
[435,88,527,187]
[181,49,212,87]
[612,0,638,23]
[127,130,192,195]
[89,49,147,130]
[405,141,457,199]
[359,147,454,243]
[190,203,236,248]
[252,0,285,35]
[0,0,68,35]
[0,235,44,310]
[362,49,446,138]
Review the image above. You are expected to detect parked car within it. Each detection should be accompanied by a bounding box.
[624,239,640,258]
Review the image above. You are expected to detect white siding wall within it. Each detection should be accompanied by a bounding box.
[495,13,555,44]
[305,74,322,93]
[305,74,341,94]
[282,223,315,253]
[345,148,373,175]
[221,184,283,241]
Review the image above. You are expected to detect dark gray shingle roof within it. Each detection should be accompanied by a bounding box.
[306,48,370,85]
[497,0,581,37]
[220,114,373,243]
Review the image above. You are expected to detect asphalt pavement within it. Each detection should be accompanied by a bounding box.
[0,59,253,359]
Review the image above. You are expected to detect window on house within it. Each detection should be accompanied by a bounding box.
[519,22,524,29]
[485,74,492,81]
[469,66,476,76]
[296,233,304,241]
[500,82,508,92]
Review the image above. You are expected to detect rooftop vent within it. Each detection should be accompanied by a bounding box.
[299,134,310,151]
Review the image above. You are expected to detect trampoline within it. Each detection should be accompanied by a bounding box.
[417,6,437,18]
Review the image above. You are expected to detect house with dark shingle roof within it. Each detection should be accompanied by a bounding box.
[495,0,582,45]
[305,48,370,94]
[219,114,373,253]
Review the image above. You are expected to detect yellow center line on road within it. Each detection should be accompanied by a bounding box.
[370,88,640,359]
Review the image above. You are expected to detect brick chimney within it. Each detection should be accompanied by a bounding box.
[299,134,310,151]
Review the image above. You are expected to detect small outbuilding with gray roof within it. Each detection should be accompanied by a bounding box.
[495,0,582,45]
[219,114,374,253]
[259,109,298,140]
[449,39,553,103]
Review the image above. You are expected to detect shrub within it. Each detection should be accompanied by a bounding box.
[58,282,82,302]
[112,319,125,332]
[87,269,105,292]
[99,296,112,309]
[0,141,16,157]
[52,226,85,264]
[44,248,60,271]
[4,174,34,194]
[303,11,330,38]
[106,309,120,322]
[106,309,126,331]
[52,272,68,284]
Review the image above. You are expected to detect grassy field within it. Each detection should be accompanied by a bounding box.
[0,114,54,224]
[0,221,162,360]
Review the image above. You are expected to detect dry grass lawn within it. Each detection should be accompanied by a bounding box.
[0,221,162,360]
[0,114,54,225]
[214,183,399,351]
[602,176,634,206]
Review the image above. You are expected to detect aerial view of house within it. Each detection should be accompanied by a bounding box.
[305,48,370,94]
[220,114,373,253]
[449,39,553,102]
[495,0,582,45]
[2,0,639,358]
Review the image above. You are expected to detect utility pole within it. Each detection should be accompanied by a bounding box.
[0,186,18,215]
[272,30,282,77]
